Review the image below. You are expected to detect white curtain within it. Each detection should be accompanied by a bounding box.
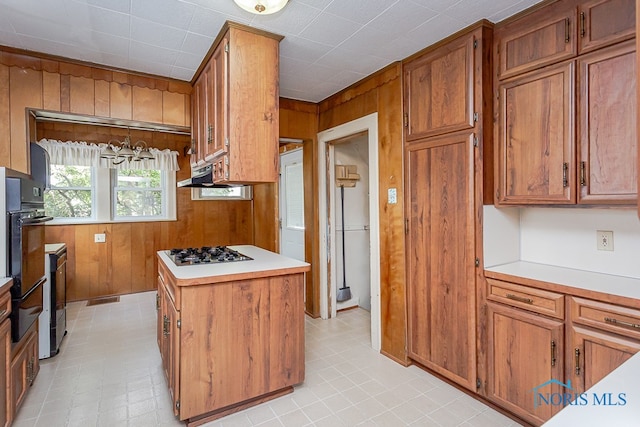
[37,139,180,171]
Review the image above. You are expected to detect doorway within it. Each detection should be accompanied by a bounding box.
[279,148,305,262]
[317,113,380,351]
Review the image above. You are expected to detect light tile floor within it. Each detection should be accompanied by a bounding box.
[13,291,523,426]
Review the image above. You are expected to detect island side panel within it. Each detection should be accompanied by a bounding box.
[178,273,305,420]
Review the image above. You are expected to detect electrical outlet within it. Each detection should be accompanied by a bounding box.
[388,188,397,204]
[94,233,106,243]
[596,230,613,251]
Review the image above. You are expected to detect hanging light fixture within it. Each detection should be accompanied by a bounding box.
[232,0,289,14]
[100,134,155,165]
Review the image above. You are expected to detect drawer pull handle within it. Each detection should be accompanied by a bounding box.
[506,294,533,304]
[551,340,556,367]
[0,309,6,317]
[580,12,586,38]
[565,18,571,43]
[604,317,640,330]
[163,315,170,337]
[562,162,569,188]
[580,161,586,186]
[575,348,581,376]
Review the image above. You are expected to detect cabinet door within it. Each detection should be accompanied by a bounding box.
[578,0,635,54]
[496,1,576,79]
[404,33,475,141]
[166,296,180,417]
[487,302,564,425]
[0,319,11,427]
[497,61,575,204]
[156,281,163,351]
[11,328,37,415]
[568,324,640,395]
[208,38,228,162]
[406,132,477,391]
[578,41,637,204]
[190,75,205,168]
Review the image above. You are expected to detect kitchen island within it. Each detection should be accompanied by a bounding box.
[156,245,310,426]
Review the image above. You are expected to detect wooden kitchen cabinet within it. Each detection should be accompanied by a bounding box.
[156,251,305,424]
[496,61,575,204]
[406,132,478,391]
[11,323,38,417]
[567,296,640,395]
[0,283,12,427]
[190,72,206,168]
[403,32,475,141]
[577,41,637,204]
[189,22,282,184]
[486,301,564,425]
[403,23,492,393]
[496,0,577,79]
[578,0,635,54]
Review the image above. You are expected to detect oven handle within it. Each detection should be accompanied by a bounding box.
[22,276,46,299]
[20,216,54,225]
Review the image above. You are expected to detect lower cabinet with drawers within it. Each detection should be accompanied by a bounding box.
[483,275,640,426]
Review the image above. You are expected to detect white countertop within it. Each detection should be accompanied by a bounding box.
[0,277,11,293]
[485,261,640,301]
[543,352,640,427]
[45,243,66,254]
[157,245,310,282]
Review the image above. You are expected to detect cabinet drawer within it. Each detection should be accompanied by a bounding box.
[0,289,11,323]
[570,296,640,340]
[158,261,180,309]
[486,278,564,319]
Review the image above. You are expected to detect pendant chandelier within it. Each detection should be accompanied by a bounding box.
[99,134,155,165]
[232,0,289,14]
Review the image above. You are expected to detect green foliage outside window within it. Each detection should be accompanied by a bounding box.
[114,169,163,217]
[45,165,92,218]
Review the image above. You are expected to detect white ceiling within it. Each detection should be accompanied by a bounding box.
[0,0,544,102]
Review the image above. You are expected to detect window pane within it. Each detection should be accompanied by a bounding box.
[114,169,164,218]
[45,165,93,218]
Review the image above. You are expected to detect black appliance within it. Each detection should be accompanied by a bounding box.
[39,243,67,359]
[167,246,253,266]
[176,164,242,188]
[6,172,53,342]
[30,142,51,191]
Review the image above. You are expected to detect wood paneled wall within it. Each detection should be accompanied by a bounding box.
[317,64,408,364]
[37,122,254,301]
[0,47,191,174]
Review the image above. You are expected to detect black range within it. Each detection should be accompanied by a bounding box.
[167,246,253,266]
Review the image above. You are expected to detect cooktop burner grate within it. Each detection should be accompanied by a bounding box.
[166,246,253,266]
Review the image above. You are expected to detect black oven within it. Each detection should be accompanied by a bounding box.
[6,174,52,342]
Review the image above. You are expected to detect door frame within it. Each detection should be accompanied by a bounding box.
[317,113,381,351]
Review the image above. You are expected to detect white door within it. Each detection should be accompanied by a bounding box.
[279,149,305,261]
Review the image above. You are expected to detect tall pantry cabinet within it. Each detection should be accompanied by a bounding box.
[403,22,493,392]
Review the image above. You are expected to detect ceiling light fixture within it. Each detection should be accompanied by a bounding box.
[232,0,289,15]
[100,134,155,165]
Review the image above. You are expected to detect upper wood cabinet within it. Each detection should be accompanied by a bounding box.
[496,0,577,79]
[494,0,636,206]
[190,22,282,184]
[496,61,575,204]
[496,0,635,80]
[577,41,637,203]
[578,0,636,54]
[403,34,475,141]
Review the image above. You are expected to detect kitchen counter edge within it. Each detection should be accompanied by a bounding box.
[157,245,310,286]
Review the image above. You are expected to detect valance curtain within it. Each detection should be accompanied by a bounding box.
[37,139,180,171]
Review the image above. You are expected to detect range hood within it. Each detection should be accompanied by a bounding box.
[177,164,237,188]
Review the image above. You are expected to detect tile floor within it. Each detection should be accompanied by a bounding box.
[13,291,524,426]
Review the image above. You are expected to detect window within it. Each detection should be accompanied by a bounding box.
[45,165,176,223]
[191,186,252,200]
[45,165,93,219]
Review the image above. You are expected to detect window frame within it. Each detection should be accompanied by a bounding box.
[46,166,176,224]
[190,186,253,201]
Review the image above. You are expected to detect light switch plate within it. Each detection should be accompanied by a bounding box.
[388,188,397,204]
[596,230,613,251]
[94,233,106,243]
